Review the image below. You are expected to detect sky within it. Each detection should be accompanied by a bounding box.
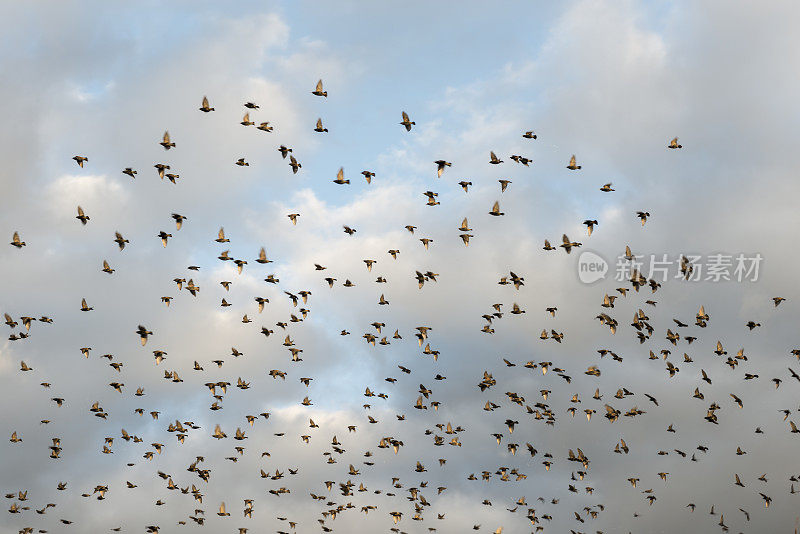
[2,1,800,533]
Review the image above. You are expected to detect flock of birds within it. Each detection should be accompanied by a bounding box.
[3,78,799,534]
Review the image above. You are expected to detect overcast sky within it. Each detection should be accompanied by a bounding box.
[2,1,800,533]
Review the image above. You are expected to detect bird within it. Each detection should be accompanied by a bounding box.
[114,231,129,250]
[154,163,170,179]
[199,95,214,112]
[435,160,451,177]
[668,137,682,149]
[76,206,90,225]
[256,247,272,264]
[171,213,187,230]
[333,168,349,185]
[136,325,153,346]
[566,155,581,170]
[216,227,230,243]
[311,79,327,97]
[158,231,172,247]
[10,231,25,248]
[160,131,175,149]
[560,234,581,253]
[289,155,301,173]
[400,111,415,131]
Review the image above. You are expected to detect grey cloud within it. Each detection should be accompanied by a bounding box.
[4,1,800,534]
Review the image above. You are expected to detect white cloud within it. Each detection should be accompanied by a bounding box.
[3,2,800,534]
[45,174,126,213]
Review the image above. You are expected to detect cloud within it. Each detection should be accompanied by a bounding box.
[3,1,800,533]
[44,174,126,216]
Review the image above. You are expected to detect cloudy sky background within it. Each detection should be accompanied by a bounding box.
[2,1,800,532]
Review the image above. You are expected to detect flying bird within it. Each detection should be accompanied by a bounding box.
[312,79,327,97]
[400,111,415,131]
[199,95,215,112]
